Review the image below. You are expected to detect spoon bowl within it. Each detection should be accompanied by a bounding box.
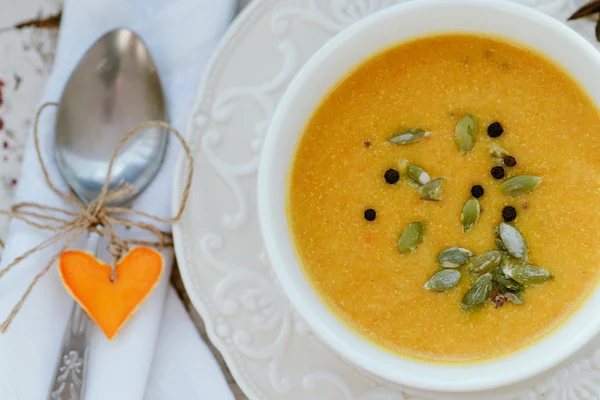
[55,28,167,205]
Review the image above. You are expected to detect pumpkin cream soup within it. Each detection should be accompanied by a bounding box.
[288,34,600,362]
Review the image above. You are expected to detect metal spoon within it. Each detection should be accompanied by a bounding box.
[48,28,167,400]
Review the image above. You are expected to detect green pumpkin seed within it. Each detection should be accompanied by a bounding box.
[509,265,552,285]
[491,266,524,291]
[462,273,493,309]
[455,114,478,154]
[495,237,506,251]
[419,178,444,201]
[424,269,461,291]
[461,197,480,233]
[498,223,528,261]
[397,222,425,253]
[438,247,475,269]
[390,128,431,145]
[504,292,524,305]
[470,250,502,274]
[500,252,525,278]
[406,163,431,187]
[502,176,542,197]
[495,277,524,293]
[489,143,510,164]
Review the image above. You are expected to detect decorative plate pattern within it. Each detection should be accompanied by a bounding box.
[173,0,600,399]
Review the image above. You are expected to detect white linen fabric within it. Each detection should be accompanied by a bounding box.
[0,0,236,398]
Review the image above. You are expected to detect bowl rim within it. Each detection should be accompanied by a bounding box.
[258,0,600,392]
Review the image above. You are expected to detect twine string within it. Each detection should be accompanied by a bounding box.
[0,102,194,332]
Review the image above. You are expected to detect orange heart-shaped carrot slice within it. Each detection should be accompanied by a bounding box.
[58,247,164,340]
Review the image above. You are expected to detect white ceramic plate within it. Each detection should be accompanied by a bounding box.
[173,0,600,398]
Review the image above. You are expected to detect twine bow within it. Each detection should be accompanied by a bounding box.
[0,102,193,332]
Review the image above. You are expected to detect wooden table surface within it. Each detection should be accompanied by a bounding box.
[0,0,252,398]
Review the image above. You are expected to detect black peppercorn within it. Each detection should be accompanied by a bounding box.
[502,206,517,222]
[384,169,400,184]
[503,155,517,167]
[491,166,505,179]
[471,185,484,198]
[364,209,376,221]
[488,122,504,138]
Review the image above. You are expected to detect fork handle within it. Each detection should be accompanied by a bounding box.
[48,230,102,400]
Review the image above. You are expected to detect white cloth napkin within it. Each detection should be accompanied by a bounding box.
[0,0,236,399]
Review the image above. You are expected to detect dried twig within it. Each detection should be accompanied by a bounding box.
[569,0,600,20]
[0,11,62,34]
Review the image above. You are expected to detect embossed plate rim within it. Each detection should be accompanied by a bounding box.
[172,1,272,399]
[258,0,600,392]
[172,0,600,399]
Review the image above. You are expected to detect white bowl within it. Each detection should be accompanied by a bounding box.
[258,0,600,392]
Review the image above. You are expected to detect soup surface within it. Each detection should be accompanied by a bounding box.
[288,34,600,361]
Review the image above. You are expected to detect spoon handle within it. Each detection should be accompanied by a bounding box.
[49,230,102,400]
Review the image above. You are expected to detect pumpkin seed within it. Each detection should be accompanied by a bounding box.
[495,237,506,251]
[455,114,478,154]
[461,197,480,233]
[438,247,475,269]
[470,250,502,274]
[419,178,444,201]
[491,266,524,291]
[489,143,510,164]
[390,128,431,145]
[495,278,524,293]
[424,269,461,291]
[406,163,431,187]
[462,273,493,309]
[397,222,425,253]
[498,223,528,261]
[500,252,525,277]
[504,292,524,305]
[509,265,552,285]
[502,175,542,197]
